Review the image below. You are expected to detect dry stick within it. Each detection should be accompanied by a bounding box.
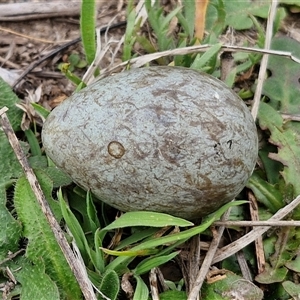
[214,220,300,227]
[212,194,300,264]
[248,192,265,274]
[149,268,160,300]
[251,0,278,120]
[0,107,97,300]
[250,0,278,275]
[0,2,82,21]
[187,208,232,300]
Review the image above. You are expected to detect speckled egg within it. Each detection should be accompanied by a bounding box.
[42,66,258,219]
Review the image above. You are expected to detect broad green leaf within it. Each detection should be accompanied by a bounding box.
[159,291,187,300]
[258,103,300,199]
[279,0,300,8]
[98,269,120,300]
[133,275,149,300]
[285,255,300,273]
[206,0,272,31]
[0,187,22,261]
[246,172,284,213]
[133,251,180,275]
[263,37,300,115]
[44,166,73,188]
[102,211,193,231]
[14,257,60,300]
[282,281,300,299]
[203,270,264,299]
[14,171,81,299]
[0,77,23,131]
[255,263,288,284]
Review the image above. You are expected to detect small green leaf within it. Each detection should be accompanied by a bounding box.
[44,166,73,188]
[133,251,180,275]
[247,172,284,213]
[191,43,222,71]
[133,275,149,300]
[25,129,42,156]
[98,269,120,300]
[86,191,100,234]
[255,263,288,284]
[93,229,105,273]
[102,211,193,231]
[31,102,50,119]
[282,281,300,299]
[285,255,300,273]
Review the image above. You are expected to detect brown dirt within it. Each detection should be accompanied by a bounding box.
[0,0,126,109]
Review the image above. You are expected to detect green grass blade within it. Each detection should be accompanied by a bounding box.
[58,189,90,263]
[133,275,149,300]
[24,129,42,156]
[93,228,105,273]
[182,0,195,37]
[106,201,246,271]
[191,43,222,71]
[80,0,96,64]
[133,251,180,275]
[114,227,159,250]
[31,103,50,119]
[122,0,137,61]
[86,191,100,233]
[102,211,193,231]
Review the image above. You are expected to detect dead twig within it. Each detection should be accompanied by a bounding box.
[97,43,300,83]
[248,191,265,274]
[214,220,300,227]
[251,0,278,120]
[187,208,231,300]
[0,2,82,21]
[212,194,300,264]
[0,107,96,300]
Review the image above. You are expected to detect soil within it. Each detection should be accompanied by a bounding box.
[0,0,126,109]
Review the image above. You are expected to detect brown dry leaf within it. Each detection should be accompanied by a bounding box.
[194,0,209,41]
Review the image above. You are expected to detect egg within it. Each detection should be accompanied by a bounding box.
[42,66,258,219]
